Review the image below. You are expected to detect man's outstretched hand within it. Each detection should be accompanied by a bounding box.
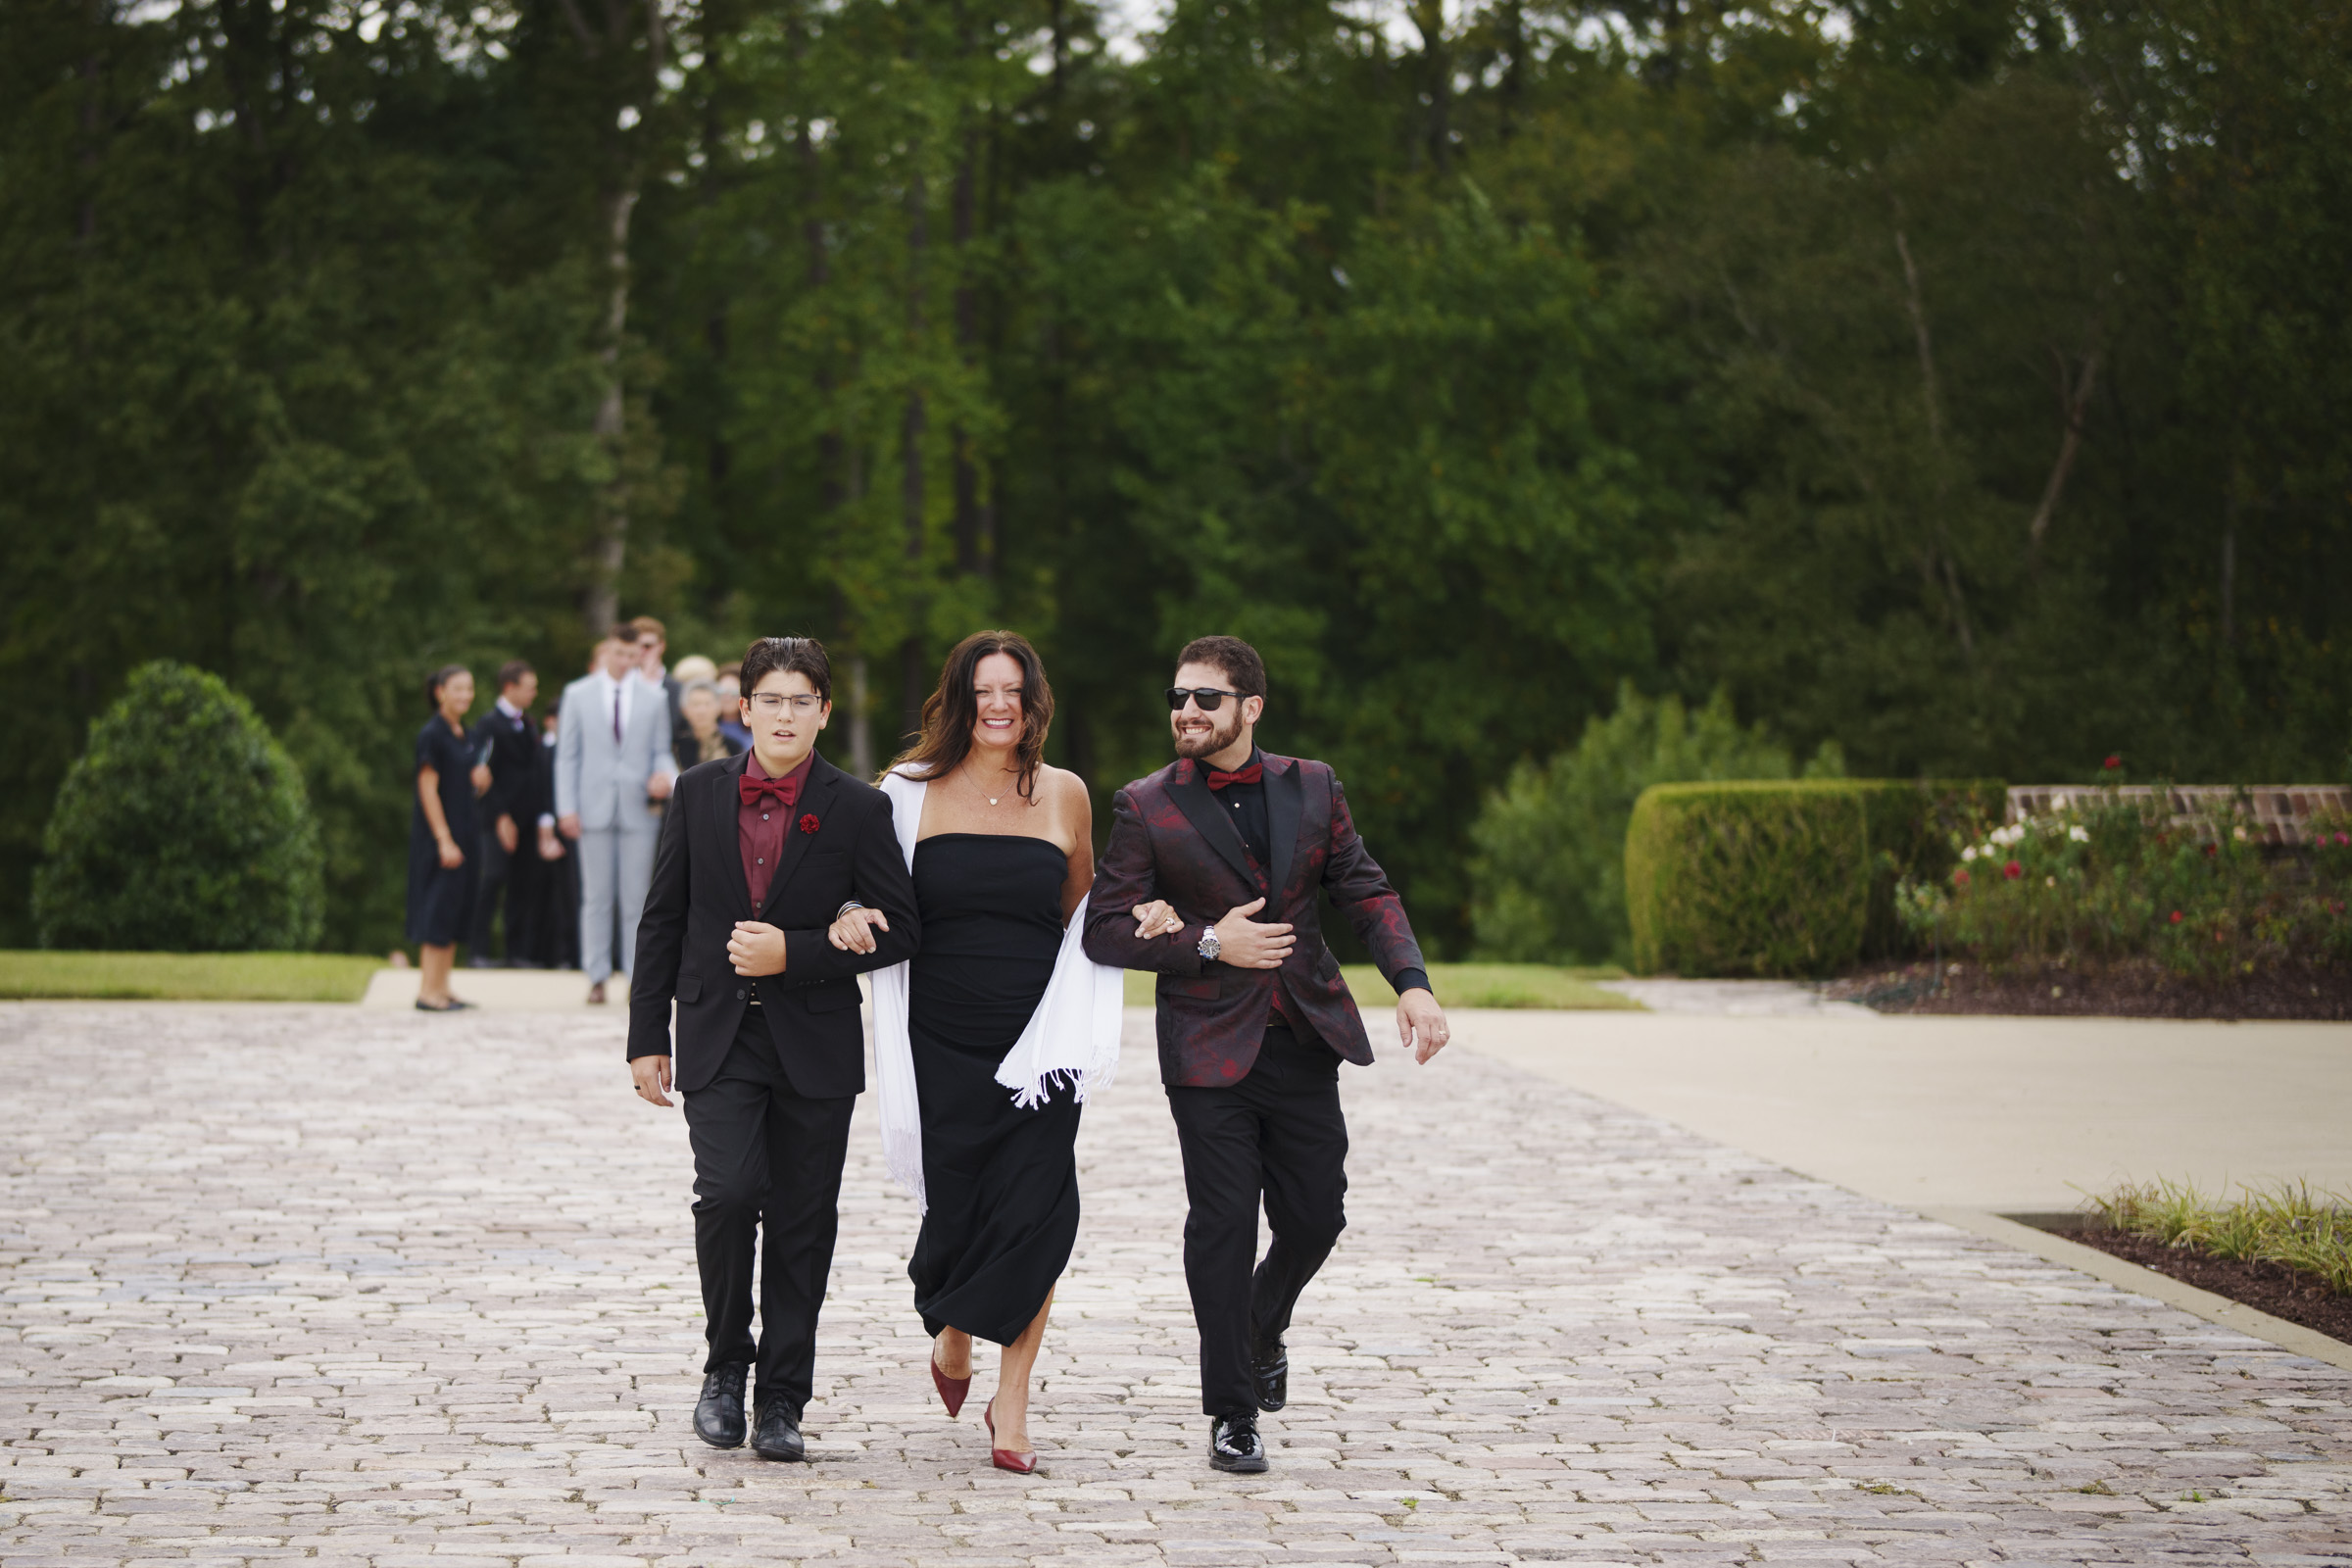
[631,1054,674,1107]
[1396,987,1448,1064]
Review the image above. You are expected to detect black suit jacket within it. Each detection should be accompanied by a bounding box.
[628,751,918,1098]
[471,708,538,826]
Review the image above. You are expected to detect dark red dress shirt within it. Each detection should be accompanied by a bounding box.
[738,751,813,909]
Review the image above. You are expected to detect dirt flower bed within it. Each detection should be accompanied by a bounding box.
[1827,956,2352,1020]
[2055,1228,2352,1346]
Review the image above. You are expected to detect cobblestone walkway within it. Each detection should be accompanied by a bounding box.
[3,1002,2348,1566]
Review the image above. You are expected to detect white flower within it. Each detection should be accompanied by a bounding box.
[2069,826,2089,843]
[1961,846,1979,861]
[2232,825,2248,841]
[2045,875,2056,887]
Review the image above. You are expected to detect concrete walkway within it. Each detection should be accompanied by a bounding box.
[4,1001,2348,1565]
[1450,1008,2352,1214]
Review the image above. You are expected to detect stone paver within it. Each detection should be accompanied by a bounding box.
[1,1001,2347,1566]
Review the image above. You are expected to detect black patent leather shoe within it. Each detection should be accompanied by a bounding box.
[694,1363,748,1448]
[1208,1412,1268,1473]
[751,1402,807,1462]
[1250,1340,1289,1413]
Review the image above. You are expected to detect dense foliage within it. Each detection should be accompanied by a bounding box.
[1626,778,1997,975]
[4,0,2347,953]
[33,662,325,952]
[1900,794,2352,978]
[1467,685,1817,965]
[1626,780,1875,977]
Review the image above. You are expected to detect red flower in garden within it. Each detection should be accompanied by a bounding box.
[2103,754,2122,770]
[798,813,820,835]
[2204,843,2217,858]
[1953,868,1971,886]
[2002,859,2023,880]
[2336,832,2350,847]
[2170,910,2183,923]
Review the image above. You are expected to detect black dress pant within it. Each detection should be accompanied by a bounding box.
[683,1010,857,1416]
[468,826,514,958]
[1165,1022,1349,1418]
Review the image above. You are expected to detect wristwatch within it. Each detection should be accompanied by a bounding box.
[1197,926,1221,964]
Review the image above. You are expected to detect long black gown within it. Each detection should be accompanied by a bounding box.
[906,833,1081,1347]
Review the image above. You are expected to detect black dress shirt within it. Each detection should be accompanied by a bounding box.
[1212,748,1430,999]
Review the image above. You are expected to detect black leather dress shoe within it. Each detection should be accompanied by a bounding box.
[1250,1340,1289,1412]
[1208,1412,1268,1473]
[694,1363,747,1448]
[751,1402,806,1462]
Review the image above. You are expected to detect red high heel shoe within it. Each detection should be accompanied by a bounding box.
[983,1398,1036,1474]
[929,1345,971,1419]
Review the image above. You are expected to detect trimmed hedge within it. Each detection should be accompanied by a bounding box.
[32,662,325,952]
[1626,779,2003,978]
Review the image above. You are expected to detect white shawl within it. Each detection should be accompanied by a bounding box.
[869,770,1126,1211]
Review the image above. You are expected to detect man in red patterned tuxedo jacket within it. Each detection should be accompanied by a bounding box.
[1084,635,1449,1474]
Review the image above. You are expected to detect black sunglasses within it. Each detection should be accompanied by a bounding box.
[1166,686,1246,711]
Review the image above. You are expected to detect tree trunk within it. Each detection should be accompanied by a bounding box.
[583,183,638,637]
[1409,0,1449,174]
[1894,225,1973,660]
[899,166,931,742]
[849,653,874,777]
[2027,347,2100,564]
[950,131,993,577]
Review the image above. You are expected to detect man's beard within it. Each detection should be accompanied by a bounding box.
[1173,706,1245,760]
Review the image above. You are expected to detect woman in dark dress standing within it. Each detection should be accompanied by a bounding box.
[408,664,483,1011]
[830,633,1151,1471]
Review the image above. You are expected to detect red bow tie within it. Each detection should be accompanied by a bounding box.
[1205,762,1262,791]
[740,771,800,808]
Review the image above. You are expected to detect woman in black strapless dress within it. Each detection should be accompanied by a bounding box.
[832,631,1171,1471]
[906,833,1077,1342]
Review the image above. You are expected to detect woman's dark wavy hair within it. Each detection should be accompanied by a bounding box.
[425,664,470,712]
[888,630,1054,800]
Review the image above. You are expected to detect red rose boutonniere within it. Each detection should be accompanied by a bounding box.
[798,813,820,835]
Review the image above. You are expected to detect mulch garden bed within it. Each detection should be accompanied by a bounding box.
[1826,957,2352,1020]
[2046,1226,2352,1346]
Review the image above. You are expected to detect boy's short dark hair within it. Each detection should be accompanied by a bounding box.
[1176,635,1266,700]
[740,636,833,704]
[496,660,534,691]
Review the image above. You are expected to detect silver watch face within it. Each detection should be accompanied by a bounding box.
[1198,929,1220,961]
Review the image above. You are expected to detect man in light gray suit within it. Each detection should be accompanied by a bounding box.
[557,626,679,1004]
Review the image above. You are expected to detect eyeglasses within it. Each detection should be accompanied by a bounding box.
[748,693,824,715]
[1166,687,1246,711]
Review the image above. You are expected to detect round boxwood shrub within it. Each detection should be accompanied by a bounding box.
[32,661,325,952]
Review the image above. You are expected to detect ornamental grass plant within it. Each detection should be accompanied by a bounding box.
[1896,784,2352,979]
[2092,1179,2352,1298]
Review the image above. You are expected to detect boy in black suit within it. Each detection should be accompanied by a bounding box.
[628,636,919,1461]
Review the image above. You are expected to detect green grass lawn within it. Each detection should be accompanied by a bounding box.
[1120,961,1640,1011]
[0,951,382,1003]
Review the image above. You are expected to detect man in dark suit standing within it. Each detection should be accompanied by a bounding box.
[467,662,540,966]
[628,635,918,1463]
[1083,635,1448,1475]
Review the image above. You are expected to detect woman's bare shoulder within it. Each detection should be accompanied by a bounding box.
[1037,763,1091,807]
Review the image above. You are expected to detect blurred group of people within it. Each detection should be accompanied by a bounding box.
[405,616,753,1009]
